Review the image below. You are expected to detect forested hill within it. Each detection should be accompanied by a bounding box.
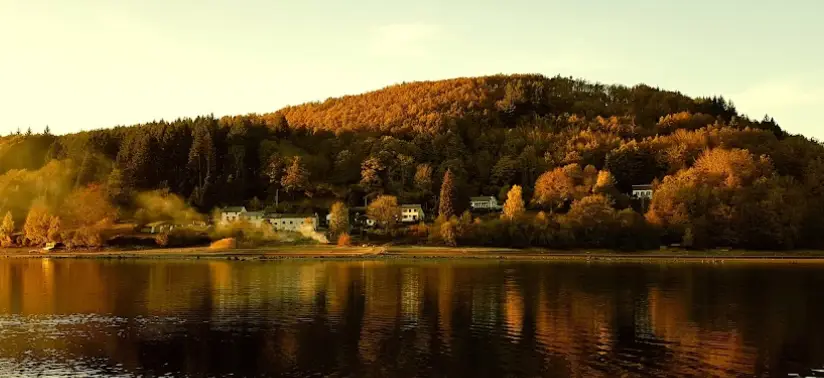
[280,74,753,134]
[1,74,823,249]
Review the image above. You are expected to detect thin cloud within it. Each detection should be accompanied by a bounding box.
[370,23,442,58]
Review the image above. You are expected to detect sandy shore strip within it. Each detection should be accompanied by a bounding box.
[2,245,824,263]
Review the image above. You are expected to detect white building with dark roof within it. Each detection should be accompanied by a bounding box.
[268,213,319,232]
[470,196,501,210]
[219,206,247,224]
[631,185,654,200]
[401,204,425,223]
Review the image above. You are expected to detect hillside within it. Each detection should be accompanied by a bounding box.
[0,74,822,250]
[280,74,747,134]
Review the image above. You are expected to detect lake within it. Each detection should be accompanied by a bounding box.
[0,258,823,377]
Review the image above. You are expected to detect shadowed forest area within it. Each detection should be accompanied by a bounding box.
[1,74,823,250]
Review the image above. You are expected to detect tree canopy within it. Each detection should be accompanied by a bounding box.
[0,74,821,249]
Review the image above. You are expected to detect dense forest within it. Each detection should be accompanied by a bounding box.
[1,74,822,250]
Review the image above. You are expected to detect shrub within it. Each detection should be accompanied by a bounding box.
[155,233,170,247]
[337,233,352,247]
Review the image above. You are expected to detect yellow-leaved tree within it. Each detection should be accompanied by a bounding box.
[502,185,526,221]
[367,195,400,232]
[0,211,14,247]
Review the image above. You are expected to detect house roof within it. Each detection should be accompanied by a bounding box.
[146,221,171,227]
[401,204,423,209]
[470,196,496,201]
[269,213,316,219]
[243,211,265,217]
[632,184,653,190]
[222,206,247,213]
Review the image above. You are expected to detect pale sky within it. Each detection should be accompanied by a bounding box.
[1,0,822,140]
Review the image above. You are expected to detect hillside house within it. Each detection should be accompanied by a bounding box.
[401,204,425,223]
[270,213,319,232]
[631,185,654,200]
[220,206,247,224]
[470,196,501,210]
[240,211,266,227]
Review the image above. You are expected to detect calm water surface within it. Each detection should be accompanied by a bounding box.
[1,258,823,377]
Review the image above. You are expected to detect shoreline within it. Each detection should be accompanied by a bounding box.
[3,245,824,263]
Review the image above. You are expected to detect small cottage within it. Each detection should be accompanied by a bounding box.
[219,206,247,225]
[241,211,266,227]
[400,204,425,223]
[470,196,501,210]
[631,185,654,200]
[269,213,320,232]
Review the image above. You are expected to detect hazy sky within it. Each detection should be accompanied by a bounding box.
[2,0,822,139]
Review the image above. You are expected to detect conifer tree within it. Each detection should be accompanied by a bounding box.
[439,169,456,218]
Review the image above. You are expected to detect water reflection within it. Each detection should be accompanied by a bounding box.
[0,259,823,377]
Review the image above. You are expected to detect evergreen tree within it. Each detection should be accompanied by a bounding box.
[188,123,215,191]
[439,169,456,218]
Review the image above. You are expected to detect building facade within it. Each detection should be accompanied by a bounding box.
[401,204,425,223]
[269,214,319,232]
[240,211,266,227]
[470,196,501,210]
[631,185,654,200]
[220,206,247,224]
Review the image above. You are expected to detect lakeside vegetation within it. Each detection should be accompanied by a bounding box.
[1,74,823,251]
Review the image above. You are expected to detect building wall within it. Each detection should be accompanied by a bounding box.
[401,208,423,223]
[221,213,243,224]
[271,218,318,232]
[471,199,499,209]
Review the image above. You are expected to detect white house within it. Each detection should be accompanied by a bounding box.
[220,206,247,224]
[400,204,425,223]
[470,196,501,210]
[631,184,654,200]
[240,211,266,227]
[269,213,319,232]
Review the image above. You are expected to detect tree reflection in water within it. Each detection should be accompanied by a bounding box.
[0,259,823,377]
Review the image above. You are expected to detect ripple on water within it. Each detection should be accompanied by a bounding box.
[2,259,824,377]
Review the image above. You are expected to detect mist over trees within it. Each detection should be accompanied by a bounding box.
[1,74,822,249]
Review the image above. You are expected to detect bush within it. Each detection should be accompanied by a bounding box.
[155,233,170,247]
[440,222,457,247]
[337,233,352,247]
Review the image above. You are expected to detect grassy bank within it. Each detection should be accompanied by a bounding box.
[3,245,824,263]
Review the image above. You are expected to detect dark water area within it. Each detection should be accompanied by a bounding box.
[1,259,823,377]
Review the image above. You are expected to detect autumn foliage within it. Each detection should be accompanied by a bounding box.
[0,74,820,250]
